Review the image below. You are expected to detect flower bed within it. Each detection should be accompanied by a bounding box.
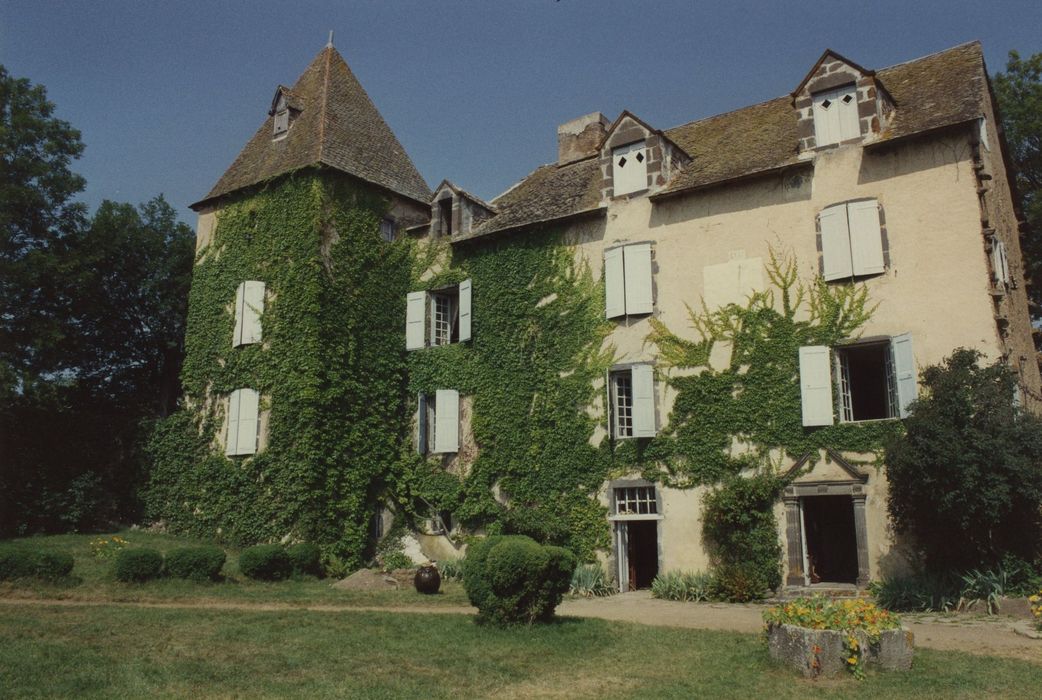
[1031,590,1042,630]
[763,597,912,678]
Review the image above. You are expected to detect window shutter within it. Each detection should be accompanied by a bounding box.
[417,393,428,455]
[836,350,853,422]
[233,283,246,347]
[819,204,853,281]
[225,389,241,456]
[405,291,426,350]
[433,389,460,453]
[458,279,472,342]
[836,85,861,141]
[604,369,613,438]
[799,346,835,426]
[623,244,653,315]
[631,364,657,438]
[812,90,837,147]
[604,247,626,319]
[992,240,1010,286]
[241,281,265,344]
[235,388,260,455]
[890,333,918,419]
[612,140,647,196]
[848,200,885,276]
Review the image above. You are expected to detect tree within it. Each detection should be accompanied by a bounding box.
[885,348,1042,572]
[0,65,87,399]
[993,52,1042,328]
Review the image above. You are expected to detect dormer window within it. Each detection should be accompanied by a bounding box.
[812,84,860,147]
[273,95,290,138]
[612,140,647,196]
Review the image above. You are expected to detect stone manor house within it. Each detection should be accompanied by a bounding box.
[188,40,1040,592]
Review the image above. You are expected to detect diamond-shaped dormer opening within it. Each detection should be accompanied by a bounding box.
[636,152,644,163]
[821,99,832,109]
[842,94,853,104]
[618,156,627,168]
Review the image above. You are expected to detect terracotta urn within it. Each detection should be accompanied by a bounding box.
[414,564,441,594]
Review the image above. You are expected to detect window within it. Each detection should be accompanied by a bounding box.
[812,84,860,146]
[417,389,460,454]
[225,388,260,456]
[612,140,648,196]
[819,200,884,281]
[233,281,265,347]
[438,198,453,236]
[991,238,1011,287]
[604,243,653,319]
[273,109,289,137]
[799,334,917,426]
[380,218,396,242]
[614,485,658,516]
[405,280,472,350]
[608,364,656,439]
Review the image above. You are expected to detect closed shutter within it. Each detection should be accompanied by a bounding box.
[417,393,428,455]
[623,244,653,315]
[836,85,861,141]
[458,279,472,342]
[225,389,240,456]
[612,140,647,196]
[433,389,460,453]
[241,281,265,344]
[226,388,259,456]
[890,333,918,418]
[819,204,853,281]
[799,346,835,426]
[812,90,838,146]
[992,240,1010,286]
[232,283,246,347]
[631,364,657,438]
[848,200,885,276]
[604,247,626,319]
[406,291,426,350]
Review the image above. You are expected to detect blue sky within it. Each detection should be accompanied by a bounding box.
[2,0,1041,224]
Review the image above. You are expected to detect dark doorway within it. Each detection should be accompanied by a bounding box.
[626,520,659,590]
[802,496,858,584]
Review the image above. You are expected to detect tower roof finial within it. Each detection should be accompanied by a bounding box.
[327,30,334,48]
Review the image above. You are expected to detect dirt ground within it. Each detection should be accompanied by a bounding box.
[2,590,1039,663]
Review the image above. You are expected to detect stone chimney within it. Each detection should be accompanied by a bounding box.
[557,112,609,165]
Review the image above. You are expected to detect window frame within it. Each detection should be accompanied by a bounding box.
[607,363,657,440]
[811,84,860,147]
[611,139,649,197]
[819,199,885,282]
[406,280,472,350]
[604,242,654,319]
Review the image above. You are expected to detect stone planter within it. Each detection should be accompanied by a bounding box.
[766,623,914,677]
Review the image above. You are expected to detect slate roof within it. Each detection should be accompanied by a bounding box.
[193,46,430,209]
[464,42,988,238]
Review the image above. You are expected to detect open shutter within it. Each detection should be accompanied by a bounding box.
[604,247,625,319]
[458,279,472,342]
[232,283,246,347]
[623,244,653,315]
[235,388,259,455]
[225,390,241,456]
[890,333,918,418]
[406,291,426,350]
[992,240,1010,286]
[631,364,657,438]
[848,200,885,276]
[417,393,428,455]
[433,389,460,453]
[241,281,265,344]
[819,204,853,281]
[799,346,835,426]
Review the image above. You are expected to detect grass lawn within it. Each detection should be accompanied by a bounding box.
[0,530,469,608]
[1,604,1041,699]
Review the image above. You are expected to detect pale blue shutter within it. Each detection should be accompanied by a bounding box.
[433,389,460,453]
[417,393,428,455]
[799,346,835,426]
[890,333,918,418]
[232,283,246,347]
[604,247,625,319]
[819,204,853,281]
[848,200,885,276]
[623,244,653,315]
[235,388,260,455]
[631,364,657,437]
[241,281,265,344]
[458,279,472,342]
[225,389,240,456]
[406,291,426,350]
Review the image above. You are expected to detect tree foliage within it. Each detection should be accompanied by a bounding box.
[885,348,1042,572]
[993,51,1042,323]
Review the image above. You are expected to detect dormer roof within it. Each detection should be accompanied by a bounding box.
[193,45,431,210]
[792,49,873,97]
[269,85,304,115]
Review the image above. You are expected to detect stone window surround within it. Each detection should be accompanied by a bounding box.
[607,478,663,520]
[783,480,870,588]
[598,114,689,201]
[795,56,893,153]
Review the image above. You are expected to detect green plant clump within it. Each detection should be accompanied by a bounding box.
[463,535,575,625]
[868,572,961,612]
[164,546,226,582]
[569,563,614,597]
[286,543,322,577]
[113,548,164,582]
[238,544,292,581]
[650,570,716,602]
[0,549,74,581]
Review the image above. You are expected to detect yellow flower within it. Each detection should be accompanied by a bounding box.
[847,656,858,665]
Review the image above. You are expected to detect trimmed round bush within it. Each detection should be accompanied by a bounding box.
[286,543,322,577]
[463,535,575,625]
[114,548,164,582]
[0,549,74,581]
[238,544,292,581]
[165,546,226,582]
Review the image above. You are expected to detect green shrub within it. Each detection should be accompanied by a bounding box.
[165,546,226,582]
[437,557,464,582]
[569,563,614,597]
[0,549,74,581]
[381,551,413,572]
[651,570,715,602]
[286,543,322,577]
[463,535,575,625]
[114,548,164,582]
[238,544,292,581]
[869,572,961,612]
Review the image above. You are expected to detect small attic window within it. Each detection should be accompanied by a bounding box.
[272,94,290,138]
[812,84,860,147]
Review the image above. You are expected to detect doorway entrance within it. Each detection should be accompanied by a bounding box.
[801,496,858,584]
[614,520,659,591]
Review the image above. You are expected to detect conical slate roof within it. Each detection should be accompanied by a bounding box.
[194,46,431,208]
